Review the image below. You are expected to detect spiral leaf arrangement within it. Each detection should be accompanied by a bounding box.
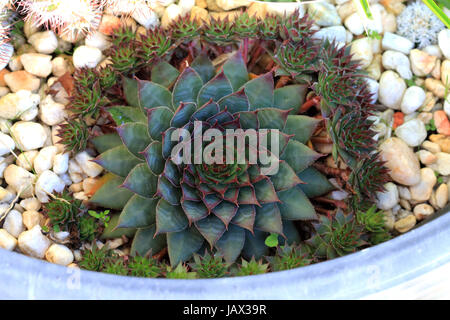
[80,10,390,267]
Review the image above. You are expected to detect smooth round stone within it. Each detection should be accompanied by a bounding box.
[409,168,437,202]
[379,137,421,186]
[376,182,399,210]
[378,70,406,109]
[395,119,427,147]
[401,86,426,114]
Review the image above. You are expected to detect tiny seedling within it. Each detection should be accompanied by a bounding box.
[365,29,381,40]
[265,233,279,248]
[88,209,111,227]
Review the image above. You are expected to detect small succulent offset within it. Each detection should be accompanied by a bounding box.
[306,210,366,260]
[43,190,83,231]
[234,258,269,276]
[190,252,230,278]
[266,244,312,271]
[88,11,388,268]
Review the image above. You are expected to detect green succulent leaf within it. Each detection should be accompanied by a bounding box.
[151,60,180,88]
[167,227,204,266]
[197,70,233,107]
[254,203,284,235]
[108,106,147,125]
[90,174,134,210]
[122,163,158,198]
[284,115,321,144]
[274,85,307,114]
[171,102,197,128]
[222,51,249,91]
[281,140,322,174]
[117,122,151,158]
[147,107,174,141]
[155,199,188,234]
[212,201,238,227]
[231,205,256,232]
[101,214,136,239]
[138,80,173,111]
[217,89,249,113]
[130,224,166,257]
[269,161,302,191]
[242,229,269,260]
[143,141,165,175]
[94,146,142,178]
[181,200,209,223]
[245,72,274,110]
[191,53,216,84]
[123,77,140,108]
[117,194,158,228]
[92,133,123,154]
[195,215,226,248]
[297,167,335,198]
[157,176,181,205]
[254,178,280,204]
[256,108,289,130]
[277,187,317,220]
[172,67,203,108]
[215,224,245,263]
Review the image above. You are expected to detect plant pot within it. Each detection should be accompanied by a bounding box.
[1,207,449,299]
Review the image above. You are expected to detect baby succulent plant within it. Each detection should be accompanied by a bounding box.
[306,210,366,259]
[91,51,333,265]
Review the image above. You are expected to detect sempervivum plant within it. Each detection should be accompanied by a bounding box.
[91,51,331,265]
[306,210,366,260]
[86,10,389,267]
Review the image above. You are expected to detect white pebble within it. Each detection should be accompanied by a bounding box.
[350,37,373,69]
[75,151,103,178]
[28,31,58,54]
[20,198,41,212]
[39,95,67,126]
[376,182,399,210]
[20,53,53,78]
[53,153,69,175]
[35,170,65,203]
[0,132,15,156]
[33,146,58,175]
[413,203,435,220]
[18,225,51,259]
[395,119,427,147]
[378,71,406,109]
[10,121,47,151]
[438,29,450,60]
[0,229,17,250]
[45,244,74,266]
[409,168,437,202]
[435,183,448,209]
[3,210,24,238]
[132,4,160,29]
[382,32,414,55]
[0,90,40,121]
[382,50,412,80]
[4,164,35,198]
[22,210,42,230]
[400,86,426,114]
[73,46,103,69]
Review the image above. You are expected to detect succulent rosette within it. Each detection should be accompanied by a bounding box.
[90,51,335,265]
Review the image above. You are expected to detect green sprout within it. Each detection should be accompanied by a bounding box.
[88,209,111,227]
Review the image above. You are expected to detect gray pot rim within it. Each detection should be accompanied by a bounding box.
[1,209,449,299]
